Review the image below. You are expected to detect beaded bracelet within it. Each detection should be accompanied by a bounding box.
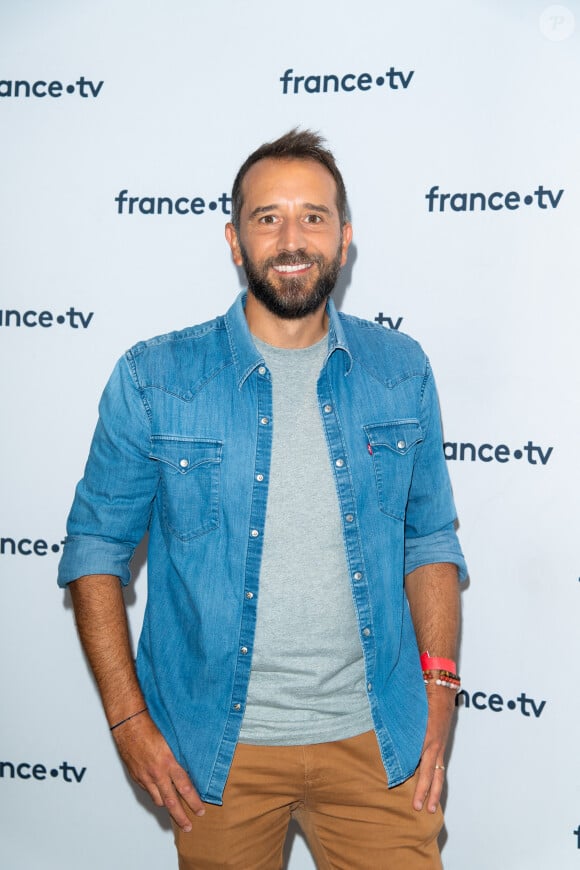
[423,668,460,682]
[423,669,461,691]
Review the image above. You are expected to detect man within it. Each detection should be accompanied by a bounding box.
[59,129,466,869]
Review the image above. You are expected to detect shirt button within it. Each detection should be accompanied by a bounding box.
[256,473,264,482]
[367,683,372,692]
[353,572,363,581]
[258,366,266,375]
[245,591,254,599]
[260,416,269,425]
[397,440,406,450]
[345,514,354,523]
[323,404,332,413]
[335,458,345,468]
[362,627,371,637]
[240,646,248,655]
[250,529,259,538]
[179,458,189,468]
[233,703,241,711]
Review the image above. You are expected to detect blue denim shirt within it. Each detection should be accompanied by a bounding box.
[58,293,466,804]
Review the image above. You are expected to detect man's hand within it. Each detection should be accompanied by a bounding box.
[68,575,204,832]
[112,710,205,831]
[404,561,460,813]
[412,684,456,813]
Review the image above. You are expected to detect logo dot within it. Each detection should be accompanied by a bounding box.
[524,195,533,205]
[208,201,217,211]
[507,700,516,710]
[375,76,384,86]
[57,315,65,324]
[50,768,59,777]
[514,450,523,459]
[66,85,75,94]
[51,544,60,553]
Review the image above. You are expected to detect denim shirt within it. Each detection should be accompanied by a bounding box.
[58,292,466,805]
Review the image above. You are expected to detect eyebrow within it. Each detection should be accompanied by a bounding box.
[248,202,332,219]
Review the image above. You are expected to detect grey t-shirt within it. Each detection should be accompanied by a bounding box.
[238,335,374,745]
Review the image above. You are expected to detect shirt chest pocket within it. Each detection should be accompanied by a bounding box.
[363,421,423,521]
[150,436,222,541]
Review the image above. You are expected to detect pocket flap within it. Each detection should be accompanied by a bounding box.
[364,421,423,455]
[150,436,222,473]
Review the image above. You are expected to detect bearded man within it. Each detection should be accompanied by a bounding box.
[59,129,466,869]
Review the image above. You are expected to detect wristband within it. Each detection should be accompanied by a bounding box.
[109,707,148,732]
[420,651,457,674]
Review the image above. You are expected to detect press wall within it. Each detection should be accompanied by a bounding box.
[1,2,579,867]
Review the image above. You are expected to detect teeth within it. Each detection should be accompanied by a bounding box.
[273,263,312,273]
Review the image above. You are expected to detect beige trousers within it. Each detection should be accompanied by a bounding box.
[173,730,443,870]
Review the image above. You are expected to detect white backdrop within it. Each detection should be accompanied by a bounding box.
[1,2,579,867]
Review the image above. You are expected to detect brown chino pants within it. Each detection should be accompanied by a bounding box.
[173,730,443,870]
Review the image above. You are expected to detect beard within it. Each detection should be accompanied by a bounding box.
[240,243,343,320]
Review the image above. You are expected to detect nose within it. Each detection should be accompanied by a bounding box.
[277,217,306,252]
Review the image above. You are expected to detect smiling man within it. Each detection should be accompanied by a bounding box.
[227,154,350,327]
[59,130,466,869]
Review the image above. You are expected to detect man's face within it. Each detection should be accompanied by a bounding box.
[226,158,352,319]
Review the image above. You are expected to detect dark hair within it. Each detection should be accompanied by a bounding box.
[231,128,348,230]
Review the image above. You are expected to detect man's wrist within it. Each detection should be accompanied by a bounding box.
[109,707,148,732]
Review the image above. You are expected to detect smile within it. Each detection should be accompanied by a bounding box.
[272,263,313,273]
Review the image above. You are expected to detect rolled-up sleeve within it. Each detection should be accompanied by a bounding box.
[404,359,467,581]
[58,353,157,587]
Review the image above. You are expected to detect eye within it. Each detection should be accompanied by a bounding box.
[305,213,323,224]
[258,214,278,224]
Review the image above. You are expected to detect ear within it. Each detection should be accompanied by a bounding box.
[340,222,353,266]
[225,223,243,266]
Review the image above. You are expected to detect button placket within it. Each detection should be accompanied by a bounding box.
[210,364,273,804]
[318,369,373,688]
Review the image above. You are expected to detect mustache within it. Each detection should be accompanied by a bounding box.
[265,251,323,268]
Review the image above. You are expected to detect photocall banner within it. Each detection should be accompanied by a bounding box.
[1,1,579,868]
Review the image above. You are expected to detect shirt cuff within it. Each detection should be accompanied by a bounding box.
[57,535,135,587]
[404,525,467,581]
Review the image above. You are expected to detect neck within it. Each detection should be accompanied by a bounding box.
[244,292,329,348]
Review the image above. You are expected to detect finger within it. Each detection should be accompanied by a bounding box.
[146,781,165,808]
[157,782,197,832]
[412,761,433,812]
[427,766,445,813]
[171,769,205,817]
[149,771,205,830]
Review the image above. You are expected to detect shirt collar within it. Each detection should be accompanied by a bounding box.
[225,292,353,389]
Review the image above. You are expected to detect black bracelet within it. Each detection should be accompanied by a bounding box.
[110,707,148,732]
